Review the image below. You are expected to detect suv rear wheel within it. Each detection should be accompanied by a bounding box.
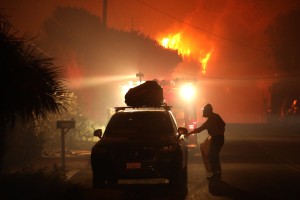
[93,173,106,188]
[170,165,187,189]
[169,165,188,198]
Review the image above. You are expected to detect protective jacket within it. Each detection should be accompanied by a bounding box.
[193,113,225,137]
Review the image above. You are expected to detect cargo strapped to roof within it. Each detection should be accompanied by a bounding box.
[125,81,164,107]
[114,105,172,112]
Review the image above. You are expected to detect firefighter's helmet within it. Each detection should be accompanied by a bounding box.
[202,104,213,117]
[202,104,213,112]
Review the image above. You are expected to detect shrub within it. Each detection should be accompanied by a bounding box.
[0,165,85,200]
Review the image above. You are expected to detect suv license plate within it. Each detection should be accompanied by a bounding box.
[127,162,141,169]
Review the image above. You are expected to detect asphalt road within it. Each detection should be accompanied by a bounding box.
[65,123,300,200]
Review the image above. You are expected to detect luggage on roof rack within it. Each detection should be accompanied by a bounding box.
[125,80,164,107]
[115,105,172,112]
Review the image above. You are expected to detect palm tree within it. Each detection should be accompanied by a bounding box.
[0,13,69,174]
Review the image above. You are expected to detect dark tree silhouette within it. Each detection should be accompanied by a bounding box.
[40,6,181,77]
[37,7,182,124]
[268,9,300,76]
[0,13,69,174]
[267,9,300,121]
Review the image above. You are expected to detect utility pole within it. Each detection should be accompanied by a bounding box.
[136,72,144,85]
[102,0,108,28]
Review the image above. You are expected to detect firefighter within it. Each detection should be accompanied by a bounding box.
[187,103,226,181]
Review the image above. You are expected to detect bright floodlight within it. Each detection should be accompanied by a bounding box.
[180,84,196,101]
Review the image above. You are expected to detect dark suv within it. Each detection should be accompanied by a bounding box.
[91,106,188,190]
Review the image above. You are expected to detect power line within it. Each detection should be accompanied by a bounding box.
[136,0,266,52]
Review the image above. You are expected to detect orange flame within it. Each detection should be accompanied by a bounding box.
[159,33,191,58]
[200,52,211,74]
[157,32,212,75]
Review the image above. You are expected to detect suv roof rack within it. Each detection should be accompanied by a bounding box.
[115,105,172,112]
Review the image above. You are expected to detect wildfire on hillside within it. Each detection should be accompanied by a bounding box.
[157,32,213,75]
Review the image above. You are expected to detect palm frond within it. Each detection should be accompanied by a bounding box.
[0,13,69,126]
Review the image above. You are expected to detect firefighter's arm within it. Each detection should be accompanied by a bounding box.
[187,130,197,137]
[188,124,206,136]
[189,129,198,135]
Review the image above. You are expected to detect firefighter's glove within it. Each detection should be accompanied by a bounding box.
[188,131,195,136]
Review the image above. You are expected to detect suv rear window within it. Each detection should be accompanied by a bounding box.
[104,111,174,137]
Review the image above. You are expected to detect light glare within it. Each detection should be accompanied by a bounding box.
[180,84,196,101]
[68,74,136,89]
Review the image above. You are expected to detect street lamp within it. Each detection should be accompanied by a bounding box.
[136,72,144,85]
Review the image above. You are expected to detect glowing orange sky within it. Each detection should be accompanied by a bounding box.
[2,0,300,123]
[2,0,299,78]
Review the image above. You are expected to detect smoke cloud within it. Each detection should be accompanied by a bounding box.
[2,0,300,123]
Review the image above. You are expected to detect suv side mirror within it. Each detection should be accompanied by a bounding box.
[93,129,103,138]
[178,127,188,135]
